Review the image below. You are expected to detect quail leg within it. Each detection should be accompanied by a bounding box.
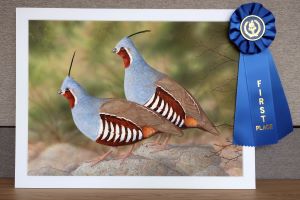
[151,134,171,152]
[118,144,135,163]
[162,134,171,147]
[145,134,162,146]
[86,149,114,167]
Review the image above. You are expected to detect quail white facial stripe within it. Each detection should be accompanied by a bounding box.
[150,96,160,110]
[101,120,109,140]
[156,100,165,113]
[162,103,169,116]
[138,130,143,140]
[125,47,133,65]
[167,107,173,120]
[132,129,137,142]
[126,128,132,142]
[144,94,155,107]
[69,89,78,106]
[120,127,126,142]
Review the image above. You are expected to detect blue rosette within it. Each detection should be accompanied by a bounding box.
[229,2,293,146]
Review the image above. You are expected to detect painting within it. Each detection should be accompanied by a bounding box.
[15,8,255,188]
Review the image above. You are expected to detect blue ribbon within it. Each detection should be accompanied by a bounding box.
[229,2,293,146]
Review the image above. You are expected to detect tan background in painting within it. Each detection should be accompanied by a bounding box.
[0,0,299,178]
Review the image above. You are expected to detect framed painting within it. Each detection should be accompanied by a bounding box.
[15,8,255,188]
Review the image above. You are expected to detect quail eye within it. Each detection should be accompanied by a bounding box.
[65,88,70,91]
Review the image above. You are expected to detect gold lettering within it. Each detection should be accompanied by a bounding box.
[255,124,273,131]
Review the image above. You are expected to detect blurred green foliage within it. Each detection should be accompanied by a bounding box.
[29,21,238,150]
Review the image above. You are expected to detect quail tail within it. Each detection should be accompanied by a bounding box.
[200,121,220,136]
[185,116,219,136]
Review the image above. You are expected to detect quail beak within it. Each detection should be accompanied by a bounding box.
[112,48,118,54]
[58,90,64,95]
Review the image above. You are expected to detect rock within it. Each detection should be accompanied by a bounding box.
[28,142,46,161]
[28,166,70,176]
[28,143,98,174]
[72,144,227,176]
[29,143,228,176]
[134,144,227,176]
[72,155,181,176]
[213,144,243,176]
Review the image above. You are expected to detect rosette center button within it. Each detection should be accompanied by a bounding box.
[240,15,265,41]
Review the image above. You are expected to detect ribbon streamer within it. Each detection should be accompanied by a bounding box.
[229,2,293,146]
